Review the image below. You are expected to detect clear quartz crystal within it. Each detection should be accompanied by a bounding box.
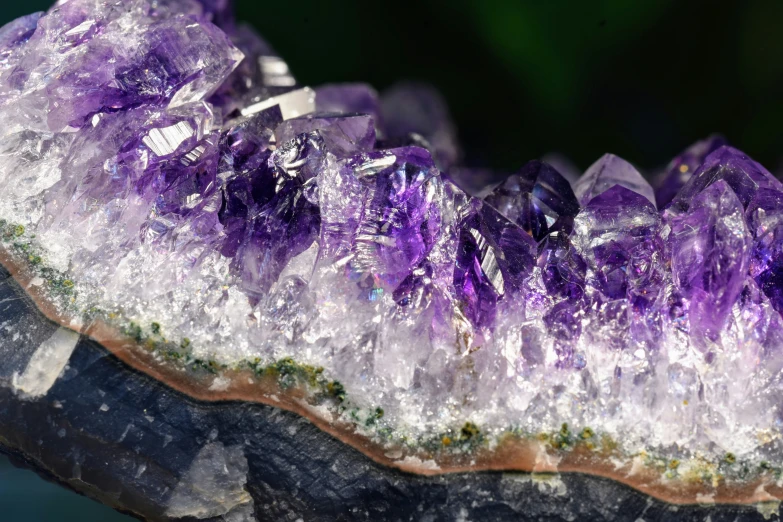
[0,0,781,470]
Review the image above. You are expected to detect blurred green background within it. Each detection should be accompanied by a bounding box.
[0,0,781,519]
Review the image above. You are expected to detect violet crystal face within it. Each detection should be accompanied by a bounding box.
[3,0,783,502]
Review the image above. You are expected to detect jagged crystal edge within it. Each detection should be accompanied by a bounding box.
[0,0,782,480]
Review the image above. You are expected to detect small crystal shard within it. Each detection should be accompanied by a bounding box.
[240,87,315,120]
[275,113,376,156]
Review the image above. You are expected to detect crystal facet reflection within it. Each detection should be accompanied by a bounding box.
[0,0,782,475]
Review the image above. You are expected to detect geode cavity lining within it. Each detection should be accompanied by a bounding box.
[1,0,783,503]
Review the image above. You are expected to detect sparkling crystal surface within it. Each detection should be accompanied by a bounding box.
[655,134,727,209]
[453,200,536,329]
[574,153,656,206]
[669,145,783,212]
[572,185,663,303]
[275,113,376,156]
[747,188,783,315]
[1,0,782,472]
[484,160,579,242]
[667,180,751,342]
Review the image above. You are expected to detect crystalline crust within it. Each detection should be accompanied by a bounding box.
[0,0,782,468]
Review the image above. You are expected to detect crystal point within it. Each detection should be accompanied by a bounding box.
[572,185,663,302]
[655,135,727,209]
[275,113,376,156]
[747,188,783,316]
[484,160,579,242]
[669,145,783,212]
[574,153,656,207]
[454,200,536,328]
[668,180,752,340]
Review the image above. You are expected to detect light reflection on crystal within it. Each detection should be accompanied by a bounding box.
[0,0,782,471]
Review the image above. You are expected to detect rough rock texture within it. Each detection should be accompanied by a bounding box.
[0,263,777,521]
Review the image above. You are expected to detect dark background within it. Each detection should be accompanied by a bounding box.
[0,0,781,520]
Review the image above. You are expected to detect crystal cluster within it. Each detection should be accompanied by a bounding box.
[1,0,783,464]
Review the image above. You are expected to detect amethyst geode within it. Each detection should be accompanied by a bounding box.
[2,0,783,482]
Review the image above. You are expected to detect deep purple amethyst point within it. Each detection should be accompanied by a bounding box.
[668,179,751,340]
[655,135,727,209]
[747,188,783,315]
[668,145,783,213]
[484,160,579,242]
[453,200,536,329]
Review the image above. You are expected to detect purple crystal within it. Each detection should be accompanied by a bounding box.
[571,185,663,302]
[538,231,586,301]
[747,188,783,315]
[667,180,751,341]
[216,108,323,294]
[484,160,579,242]
[454,200,537,328]
[320,147,442,288]
[380,82,460,170]
[655,135,727,209]
[232,181,320,297]
[4,0,783,480]
[220,107,283,172]
[143,131,221,221]
[270,131,326,182]
[0,11,41,53]
[220,139,321,297]
[393,261,434,308]
[101,104,224,251]
[544,300,582,341]
[275,113,376,156]
[668,145,783,212]
[40,10,243,130]
[574,153,656,206]
[543,299,583,368]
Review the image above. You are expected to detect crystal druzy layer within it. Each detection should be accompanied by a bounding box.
[2,0,783,467]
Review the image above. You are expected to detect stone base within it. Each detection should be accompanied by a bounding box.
[0,264,777,521]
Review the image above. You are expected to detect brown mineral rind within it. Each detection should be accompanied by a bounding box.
[1,246,780,507]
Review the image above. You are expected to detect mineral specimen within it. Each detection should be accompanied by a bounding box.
[1,0,783,518]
